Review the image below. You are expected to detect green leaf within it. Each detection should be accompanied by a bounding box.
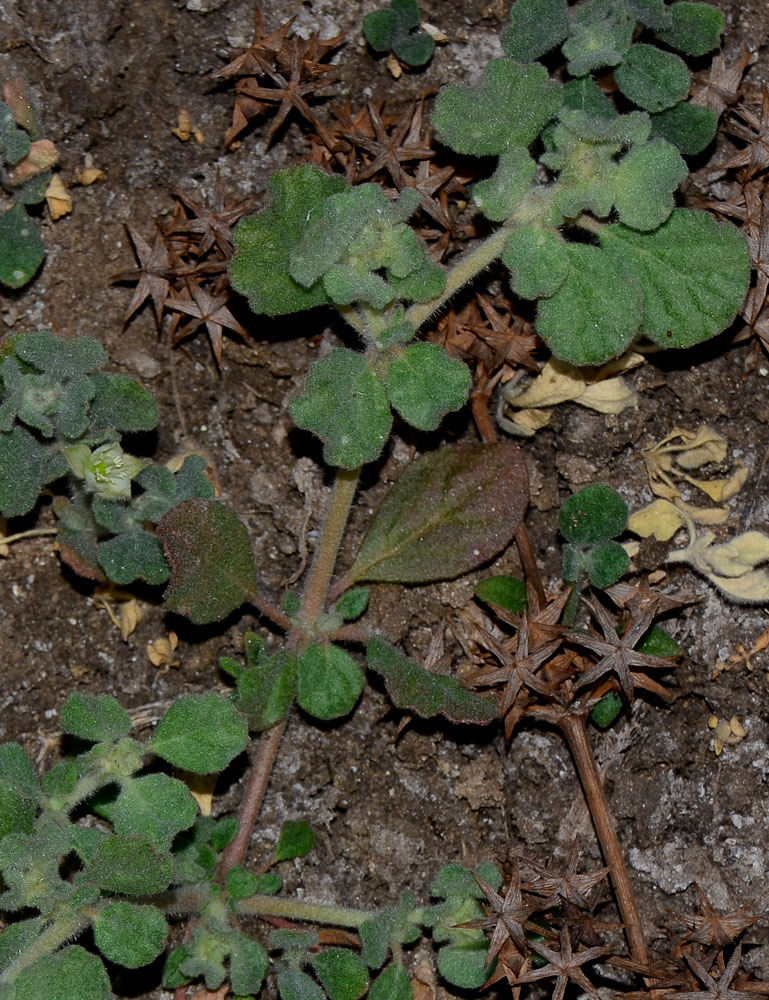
[0,426,58,517]
[0,744,39,803]
[436,935,493,989]
[638,624,680,656]
[387,344,471,432]
[560,485,628,544]
[503,226,569,300]
[313,950,369,1000]
[363,9,397,51]
[229,933,269,995]
[97,529,170,586]
[536,244,643,365]
[367,637,497,724]
[15,946,111,1000]
[474,575,527,615]
[590,689,624,727]
[274,820,316,861]
[393,31,434,67]
[158,499,258,624]
[222,648,297,732]
[600,209,750,349]
[291,348,392,469]
[211,816,239,851]
[501,0,569,60]
[360,894,419,970]
[430,862,502,899]
[179,926,229,989]
[111,774,197,850]
[0,918,42,971]
[162,945,192,989]
[152,693,248,774]
[613,138,687,230]
[562,0,634,76]
[60,692,132,743]
[227,866,260,900]
[562,77,617,119]
[277,968,326,1000]
[85,836,174,895]
[88,372,158,433]
[336,587,369,621]
[230,164,348,317]
[627,0,672,29]
[93,902,168,968]
[348,442,529,584]
[433,58,562,156]
[650,101,717,156]
[615,44,690,113]
[369,965,412,1000]
[0,779,36,838]
[471,147,537,223]
[586,539,631,587]
[0,102,31,163]
[0,203,45,288]
[297,644,364,720]
[658,2,724,56]
[15,332,107,379]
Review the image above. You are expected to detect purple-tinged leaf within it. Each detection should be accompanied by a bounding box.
[347,442,528,584]
[157,499,257,624]
[367,637,498,725]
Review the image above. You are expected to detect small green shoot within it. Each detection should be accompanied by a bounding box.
[363,0,435,68]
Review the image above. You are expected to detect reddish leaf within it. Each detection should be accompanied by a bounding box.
[347,442,528,584]
[157,499,257,624]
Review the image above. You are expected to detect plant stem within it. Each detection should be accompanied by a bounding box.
[0,526,57,546]
[235,894,377,928]
[405,224,514,333]
[557,712,648,967]
[219,716,288,878]
[0,907,89,988]
[561,577,584,627]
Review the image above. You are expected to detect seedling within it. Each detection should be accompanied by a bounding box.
[363,0,434,68]
[0,79,56,289]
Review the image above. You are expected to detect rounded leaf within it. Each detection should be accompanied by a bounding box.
[151,693,248,774]
[590,690,624,728]
[297,644,364,720]
[387,343,471,431]
[60,692,131,743]
[586,538,631,587]
[472,146,536,222]
[613,138,687,231]
[274,819,316,861]
[393,31,434,67]
[112,774,197,850]
[474,575,527,615]
[15,946,111,1000]
[314,949,369,1000]
[615,44,690,112]
[559,484,628,545]
[0,203,45,288]
[369,965,413,1000]
[650,101,717,156]
[501,0,569,61]
[657,2,724,56]
[503,226,569,299]
[363,9,396,51]
[93,902,168,968]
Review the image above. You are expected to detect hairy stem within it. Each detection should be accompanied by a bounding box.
[557,713,648,967]
[0,907,89,988]
[234,894,378,928]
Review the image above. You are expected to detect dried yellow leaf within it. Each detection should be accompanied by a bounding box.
[45,174,72,220]
[386,52,402,78]
[147,631,180,669]
[171,109,204,143]
[119,598,142,642]
[498,406,552,437]
[422,22,448,42]
[707,568,769,603]
[578,377,638,414]
[74,166,105,185]
[177,769,216,816]
[628,498,684,541]
[686,463,748,503]
[703,531,769,578]
[673,426,727,469]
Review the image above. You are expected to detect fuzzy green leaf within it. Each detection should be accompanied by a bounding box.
[93,902,168,969]
[363,8,398,51]
[367,637,497,724]
[297,644,364,720]
[613,138,687,230]
[590,689,624,727]
[14,946,111,1000]
[562,77,617,119]
[230,164,347,317]
[627,0,672,29]
[562,0,634,76]
[230,933,269,995]
[227,866,260,900]
[42,759,78,800]
[314,950,369,1000]
[336,587,370,621]
[158,499,257,623]
[60,692,132,743]
[291,348,392,469]
[0,779,36,838]
[151,693,248,774]
[437,937,493,990]
[387,343,471,432]
[111,774,197,850]
[222,648,297,732]
[433,58,562,156]
[0,426,59,517]
[348,442,528,584]
[600,209,750,349]
[430,863,502,899]
[560,485,628,544]
[658,2,724,56]
[536,244,643,365]
[0,203,45,288]
[475,575,527,615]
[15,332,107,379]
[650,101,717,156]
[638,624,681,656]
[97,529,170,586]
[393,31,434,67]
[369,965,412,1000]
[586,539,631,587]
[615,44,690,112]
[360,894,419,970]
[86,836,174,895]
[274,820,316,861]
[471,146,536,222]
[88,372,158,433]
[0,744,39,803]
[0,102,30,163]
[278,968,326,1000]
[503,226,569,300]
[501,0,569,60]
[0,918,42,972]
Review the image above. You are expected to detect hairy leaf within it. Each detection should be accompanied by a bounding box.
[15,332,106,379]
[600,209,750,349]
[93,903,168,969]
[348,442,528,584]
[85,836,174,895]
[562,0,634,76]
[387,343,471,431]
[297,643,364,720]
[0,426,59,517]
[314,950,369,1000]
[88,372,158,433]
[650,101,717,155]
[627,0,672,29]
[230,164,347,316]
[658,1,723,56]
[336,587,370,621]
[471,146,536,222]
[536,245,643,365]
[367,637,497,724]
[615,44,690,112]
[613,138,687,230]
[560,485,628,544]
[291,348,392,468]
[503,226,569,299]
[158,499,258,623]
[433,58,562,156]
[111,774,197,850]
[221,647,297,732]
[474,575,527,615]
[586,539,631,587]
[229,933,269,995]
[14,946,110,1000]
[151,693,248,774]
[501,0,569,60]
[60,692,132,743]
[278,968,326,1000]
[274,820,316,861]
[0,203,45,288]
[369,964,413,1000]
[97,529,170,586]
[590,689,624,727]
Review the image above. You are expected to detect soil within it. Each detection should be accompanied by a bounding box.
[2,0,769,996]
